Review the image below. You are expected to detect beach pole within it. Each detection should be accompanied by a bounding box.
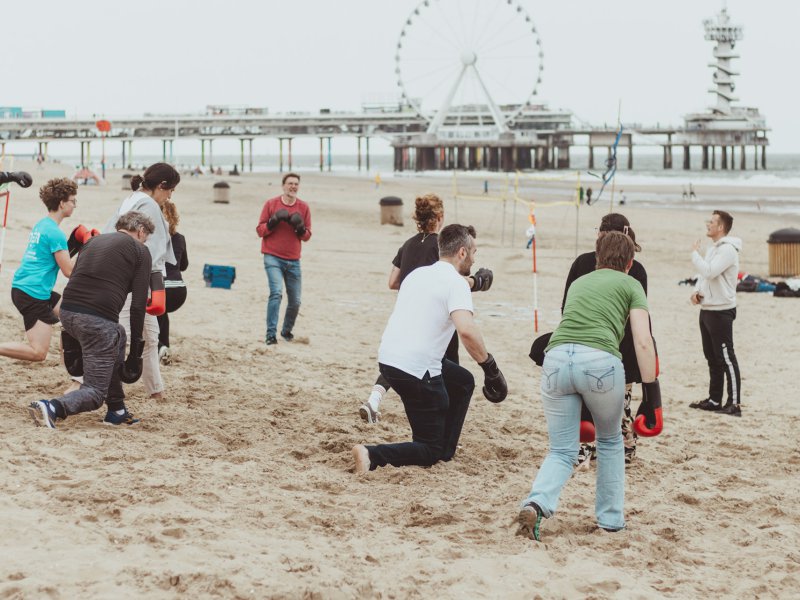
[278,139,284,173]
[0,186,11,275]
[529,206,538,333]
[319,138,324,172]
[575,170,581,258]
[357,136,362,171]
[366,137,370,172]
[326,137,331,172]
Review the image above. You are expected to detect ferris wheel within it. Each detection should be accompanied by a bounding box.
[395,0,544,134]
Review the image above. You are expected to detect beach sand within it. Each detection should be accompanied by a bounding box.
[1,161,799,598]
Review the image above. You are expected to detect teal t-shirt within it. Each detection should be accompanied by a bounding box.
[547,268,648,359]
[12,216,68,300]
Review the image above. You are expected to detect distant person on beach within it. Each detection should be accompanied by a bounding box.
[688,210,742,416]
[156,200,188,365]
[256,172,312,345]
[516,232,657,541]
[103,162,180,399]
[27,211,153,429]
[560,213,648,466]
[358,193,493,423]
[0,178,77,363]
[689,183,697,200]
[352,224,506,473]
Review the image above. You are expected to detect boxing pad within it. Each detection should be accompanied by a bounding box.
[146,272,166,316]
[529,332,552,367]
[118,337,144,384]
[0,171,33,187]
[633,380,663,437]
[580,401,596,443]
[470,268,493,292]
[288,212,306,236]
[267,208,290,230]
[479,353,508,403]
[61,331,84,377]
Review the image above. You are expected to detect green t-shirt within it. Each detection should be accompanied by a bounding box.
[547,268,648,359]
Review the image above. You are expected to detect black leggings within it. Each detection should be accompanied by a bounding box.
[375,332,460,391]
[157,287,187,349]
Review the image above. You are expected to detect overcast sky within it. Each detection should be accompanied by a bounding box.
[4,0,797,152]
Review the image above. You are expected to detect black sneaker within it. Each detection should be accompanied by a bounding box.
[266,336,278,346]
[516,502,544,541]
[689,398,722,411]
[719,403,742,417]
[103,409,140,426]
[280,331,294,342]
[27,400,56,429]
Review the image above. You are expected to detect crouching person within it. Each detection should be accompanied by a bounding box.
[352,224,507,472]
[27,211,154,429]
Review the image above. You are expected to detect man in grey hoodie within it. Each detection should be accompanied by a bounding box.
[689,210,742,416]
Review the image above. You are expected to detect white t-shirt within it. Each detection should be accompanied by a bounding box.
[378,261,473,378]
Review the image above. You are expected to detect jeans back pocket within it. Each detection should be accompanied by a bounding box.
[584,367,615,394]
[541,366,559,393]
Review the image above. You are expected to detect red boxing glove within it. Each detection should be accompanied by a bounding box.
[580,420,596,443]
[146,272,166,316]
[579,400,595,442]
[634,380,663,437]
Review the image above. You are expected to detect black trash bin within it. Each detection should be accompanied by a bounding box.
[379,196,403,226]
[768,227,800,276]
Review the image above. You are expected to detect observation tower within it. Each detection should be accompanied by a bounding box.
[678,6,768,170]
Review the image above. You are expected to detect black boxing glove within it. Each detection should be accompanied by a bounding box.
[267,208,290,230]
[61,331,84,377]
[118,337,144,384]
[0,171,33,188]
[288,212,306,237]
[479,353,507,403]
[470,267,494,292]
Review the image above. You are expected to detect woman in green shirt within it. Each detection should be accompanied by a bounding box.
[517,231,657,540]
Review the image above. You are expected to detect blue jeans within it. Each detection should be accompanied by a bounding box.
[263,254,302,339]
[523,343,626,530]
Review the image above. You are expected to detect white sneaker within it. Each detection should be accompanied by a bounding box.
[159,346,171,365]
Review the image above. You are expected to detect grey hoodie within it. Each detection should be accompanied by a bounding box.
[692,235,742,310]
[103,191,175,275]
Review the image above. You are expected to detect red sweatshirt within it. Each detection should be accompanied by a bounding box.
[256,195,312,260]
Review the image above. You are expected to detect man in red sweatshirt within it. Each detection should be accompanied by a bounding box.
[256,173,312,345]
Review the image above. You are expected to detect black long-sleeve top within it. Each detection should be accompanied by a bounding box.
[165,232,188,283]
[61,232,152,339]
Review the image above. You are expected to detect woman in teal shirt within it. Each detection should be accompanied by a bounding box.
[0,178,77,361]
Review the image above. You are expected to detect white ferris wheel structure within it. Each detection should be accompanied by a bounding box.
[395,0,544,137]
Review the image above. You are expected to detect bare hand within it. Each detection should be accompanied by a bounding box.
[692,239,701,252]
[690,292,702,305]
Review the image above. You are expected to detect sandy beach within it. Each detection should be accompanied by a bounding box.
[1,160,799,599]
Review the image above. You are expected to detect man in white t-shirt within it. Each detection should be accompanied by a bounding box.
[352,224,507,473]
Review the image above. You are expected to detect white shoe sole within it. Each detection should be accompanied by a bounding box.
[27,402,55,429]
[359,404,380,424]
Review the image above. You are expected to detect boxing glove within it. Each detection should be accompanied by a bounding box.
[118,337,144,384]
[67,224,99,257]
[0,171,33,187]
[470,268,494,292]
[633,380,663,437]
[146,272,166,316]
[267,208,290,230]
[479,353,507,403]
[288,212,306,237]
[579,401,595,442]
[61,331,84,377]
